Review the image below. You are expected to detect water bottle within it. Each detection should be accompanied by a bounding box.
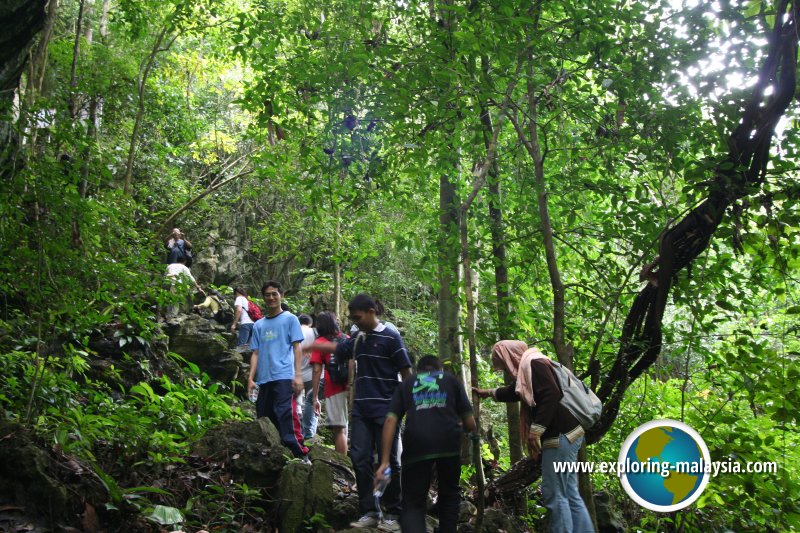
[249,384,259,403]
[374,467,391,497]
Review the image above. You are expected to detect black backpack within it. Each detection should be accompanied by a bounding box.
[177,242,193,267]
[327,332,364,386]
[213,296,234,324]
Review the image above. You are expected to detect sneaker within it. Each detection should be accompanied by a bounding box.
[301,455,312,465]
[377,517,400,532]
[349,514,379,528]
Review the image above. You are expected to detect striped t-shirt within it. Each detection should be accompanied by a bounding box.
[335,322,411,418]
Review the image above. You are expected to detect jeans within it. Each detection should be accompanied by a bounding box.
[401,455,460,533]
[541,434,595,533]
[301,380,322,439]
[350,415,401,515]
[255,380,308,458]
[237,322,253,347]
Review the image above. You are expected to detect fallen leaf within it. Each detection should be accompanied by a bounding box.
[82,503,99,533]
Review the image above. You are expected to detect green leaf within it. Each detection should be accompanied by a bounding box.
[147,505,184,526]
[716,299,737,312]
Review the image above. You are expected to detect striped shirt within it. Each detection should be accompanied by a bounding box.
[335,322,412,418]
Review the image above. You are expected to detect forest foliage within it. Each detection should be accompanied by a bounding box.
[1,0,799,530]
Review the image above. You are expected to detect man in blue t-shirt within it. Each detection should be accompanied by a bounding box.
[247,280,308,460]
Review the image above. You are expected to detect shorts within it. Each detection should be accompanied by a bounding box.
[325,391,349,428]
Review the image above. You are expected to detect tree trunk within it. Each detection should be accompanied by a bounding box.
[437,171,462,367]
[80,0,96,199]
[459,207,486,525]
[98,0,110,39]
[123,25,171,194]
[23,0,56,103]
[480,99,523,465]
[68,0,85,119]
[12,0,51,155]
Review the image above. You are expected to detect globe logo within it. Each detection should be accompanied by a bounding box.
[618,419,711,512]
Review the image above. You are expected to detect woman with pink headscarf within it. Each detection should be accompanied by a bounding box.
[473,340,594,533]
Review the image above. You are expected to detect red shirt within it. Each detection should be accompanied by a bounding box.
[309,335,347,398]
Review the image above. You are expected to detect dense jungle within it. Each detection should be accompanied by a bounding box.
[1,0,799,531]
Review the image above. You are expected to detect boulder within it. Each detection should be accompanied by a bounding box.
[0,421,105,529]
[191,419,286,489]
[594,490,626,533]
[86,326,185,390]
[276,460,334,533]
[161,314,240,382]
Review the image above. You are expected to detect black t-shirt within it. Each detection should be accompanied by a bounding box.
[387,370,473,465]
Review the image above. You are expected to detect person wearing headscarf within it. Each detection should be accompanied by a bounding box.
[474,340,594,533]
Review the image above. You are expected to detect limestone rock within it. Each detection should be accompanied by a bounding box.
[86,326,184,390]
[0,421,105,529]
[594,490,626,533]
[162,314,240,382]
[191,419,286,488]
[276,460,334,533]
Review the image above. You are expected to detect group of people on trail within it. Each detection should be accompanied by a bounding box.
[160,230,594,533]
[238,288,478,532]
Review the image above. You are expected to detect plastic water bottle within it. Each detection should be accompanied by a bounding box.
[374,467,391,497]
[249,384,259,403]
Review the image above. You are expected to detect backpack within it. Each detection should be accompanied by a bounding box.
[547,360,603,430]
[327,332,363,386]
[246,299,263,321]
[213,296,234,324]
[171,241,193,267]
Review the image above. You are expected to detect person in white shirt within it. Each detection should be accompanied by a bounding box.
[164,256,202,318]
[231,287,255,349]
[297,314,320,440]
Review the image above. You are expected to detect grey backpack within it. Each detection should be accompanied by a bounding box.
[548,360,602,430]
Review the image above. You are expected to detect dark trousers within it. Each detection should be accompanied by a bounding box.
[400,455,461,533]
[350,415,401,515]
[256,380,308,458]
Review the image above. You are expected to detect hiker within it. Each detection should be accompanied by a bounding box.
[375,355,476,533]
[309,311,348,454]
[247,280,309,462]
[165,228,192,266]
[349,298,399,336]
[230,287,255,350]
[473,340,594,533]
[164,255,203,319]
[313,294,412,530]
[298,313,320,440]
[193,289,233,324]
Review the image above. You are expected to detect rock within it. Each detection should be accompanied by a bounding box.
[276,460,334,533]
[594,490,626,533]
[191,418,349,532]
[305,443,356,530]
[86,327,185,390]
[191,228,247,287]
[191,419,286,488]
[458,499,477,522]
[0,421,105,530]
[161,314,240,382]
[479,507,523,533]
